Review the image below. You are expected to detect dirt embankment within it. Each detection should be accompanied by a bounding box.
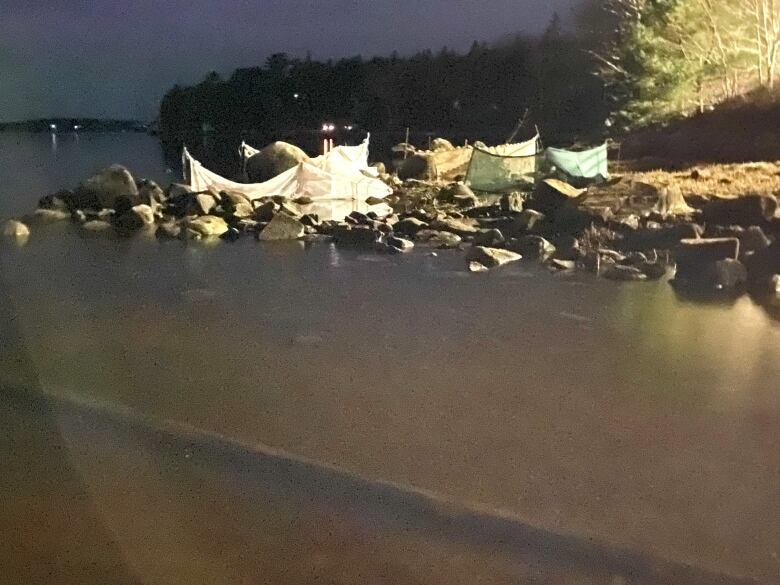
[620,91,780,170]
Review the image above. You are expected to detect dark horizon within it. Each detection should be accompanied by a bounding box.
[0,0,579,123]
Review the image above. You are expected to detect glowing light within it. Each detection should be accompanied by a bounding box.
[49,123,57,131]
[293,93,300,99]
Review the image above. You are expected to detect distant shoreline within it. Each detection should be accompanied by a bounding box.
[0,119,149,133]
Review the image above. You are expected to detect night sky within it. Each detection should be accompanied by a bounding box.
[0,0,578,122]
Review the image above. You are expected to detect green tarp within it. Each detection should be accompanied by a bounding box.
[545,143,609,181]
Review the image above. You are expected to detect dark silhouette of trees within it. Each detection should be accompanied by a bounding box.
[160,26,608,148]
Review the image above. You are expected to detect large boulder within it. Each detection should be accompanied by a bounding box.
[430,137,454,151]
[531,179,586,215]
[622,223,703,251]
[509,235,556,261]
[703,194,778,226]
[331,225,381,248]
[113,204,155,231]
[398,154,437,181]
[675,237,740,280]
[438,183,478,207]
[220,191,254,218]
[1,219,30,239]
[76,165,139,209]
[187,215,229,238]
[245,142,308,183]
[257,213,304,241]
[466,246,522,268]
[745,239,780,281]
[137,180,166,208]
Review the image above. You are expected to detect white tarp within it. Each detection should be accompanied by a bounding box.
[185,136,392,221]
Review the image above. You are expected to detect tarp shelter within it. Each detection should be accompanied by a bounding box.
[184,136,393,221]
[545,143,609,182]
[465,134,540,192]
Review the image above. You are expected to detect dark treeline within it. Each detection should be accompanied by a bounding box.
[159,17,608,154]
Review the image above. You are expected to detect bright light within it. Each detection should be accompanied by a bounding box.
[293,93,300,99]
[73,124,82,130]
[344,125,353,131]
[49,123,57,130]
[322,123,336,132]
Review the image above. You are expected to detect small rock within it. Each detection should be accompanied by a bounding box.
[386,235,414,251]
[603,264,647,281]
[254,200,279,222]
[257,213,305,241]
[430,217,478,237]
[500,192,523,213]
[549,259,576,270]
[81,220,112,232]
[770,274,780,294]
[300,213,321,228]
[473,228,505,247]
[415,229,462,249]
[167,183,194,199]
[113,204,154,231]
[469,261,489,273]
[740,226,771,255]
[365,196,387,206]
[1,219,30,238]
[332,225,381,248]
[33,208,71,222]
[512,235,556,261]
[138,181,166,208]
[465,246,522,268]
[514,209,546,232]
[394,217,428,237]
[156,222,181,239]
[195,193,217,215]
[38,190,72,211]
[187,215,229,238]
[220,227,242,242]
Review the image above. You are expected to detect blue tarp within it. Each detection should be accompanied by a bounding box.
[545,143,609,180]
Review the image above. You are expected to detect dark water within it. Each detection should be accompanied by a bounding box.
[2,132,780,583]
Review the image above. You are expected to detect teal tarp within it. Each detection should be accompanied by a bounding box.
[545,144,609,180]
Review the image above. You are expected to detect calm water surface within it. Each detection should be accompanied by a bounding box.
[2,132,780,583]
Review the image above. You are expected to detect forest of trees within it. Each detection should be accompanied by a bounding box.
[580,0,780,126]
[159,18,607,148]
[159,1,780,148]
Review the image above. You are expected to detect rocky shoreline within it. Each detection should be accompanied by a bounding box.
[2,162,780,298]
